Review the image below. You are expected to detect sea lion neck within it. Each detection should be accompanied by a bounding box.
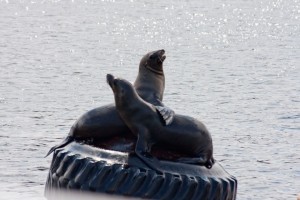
[144,64,164,75]
[115,87,143,113]
[134,67,165,103]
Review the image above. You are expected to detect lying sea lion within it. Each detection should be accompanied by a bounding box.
[46,50,166,157]
[107,74,215,170]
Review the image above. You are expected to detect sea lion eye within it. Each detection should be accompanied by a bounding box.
[113,79,119,86]
[149,54,155,60]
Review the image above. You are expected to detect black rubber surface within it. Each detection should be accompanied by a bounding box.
[45,142,237,200]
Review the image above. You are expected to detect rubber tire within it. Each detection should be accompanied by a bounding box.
[45,141,237,200]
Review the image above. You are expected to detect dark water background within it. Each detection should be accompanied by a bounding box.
[0,0,299,199]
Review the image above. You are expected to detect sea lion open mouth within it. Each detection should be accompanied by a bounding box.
[158,49,166,63]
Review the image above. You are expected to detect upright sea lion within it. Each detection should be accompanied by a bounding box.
[46,50,166,157]
[134,50,165,105]
[107,74,215,170]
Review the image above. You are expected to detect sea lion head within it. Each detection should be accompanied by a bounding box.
[139,49,166,75]
[107,74,137,105]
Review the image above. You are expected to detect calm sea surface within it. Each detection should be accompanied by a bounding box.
[0,0,299,199]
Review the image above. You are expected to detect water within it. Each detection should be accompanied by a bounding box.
[0,0,299,199]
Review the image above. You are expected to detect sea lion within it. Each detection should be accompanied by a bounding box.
[107,74,215,170]
[46,50,167,157]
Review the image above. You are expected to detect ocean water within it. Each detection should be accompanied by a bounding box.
[0,0,299,199]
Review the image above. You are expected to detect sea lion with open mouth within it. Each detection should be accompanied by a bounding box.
[107,74,215,170]
[46,50,167,157]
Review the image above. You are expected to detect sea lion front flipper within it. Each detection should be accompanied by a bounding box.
[155,106,175,126]
[135,130,162,173]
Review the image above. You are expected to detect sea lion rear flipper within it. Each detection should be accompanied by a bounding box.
[45,136,74,157]
[177,156,215,169]
[155,106,175,125]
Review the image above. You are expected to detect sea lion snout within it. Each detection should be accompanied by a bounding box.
[106,74,115,89]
